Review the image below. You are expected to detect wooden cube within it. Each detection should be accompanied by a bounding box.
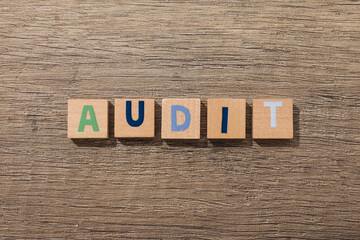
[68,99,108,139]
[207,99,246,139]
[114,99,155,138]
[161,99,201,139]
[252,99,293,139]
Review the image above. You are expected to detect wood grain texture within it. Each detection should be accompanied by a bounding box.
[0,0,359,239]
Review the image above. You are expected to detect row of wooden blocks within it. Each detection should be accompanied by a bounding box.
[68,99,293,139]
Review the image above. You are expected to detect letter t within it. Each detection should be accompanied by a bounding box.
[264,101,283,128]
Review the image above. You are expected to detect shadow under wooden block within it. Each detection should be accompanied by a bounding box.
[72,102,117,147]
[164,139,208,148]
[200,101,207,140]
[254,105,300,147]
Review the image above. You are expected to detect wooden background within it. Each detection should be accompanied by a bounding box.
[1,0,360,239]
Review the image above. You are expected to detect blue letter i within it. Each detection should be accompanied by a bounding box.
[221,107,228,133]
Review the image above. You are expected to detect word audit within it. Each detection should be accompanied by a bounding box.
[68,99,293,139]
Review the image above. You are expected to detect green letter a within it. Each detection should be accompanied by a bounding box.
[78,105,99,132]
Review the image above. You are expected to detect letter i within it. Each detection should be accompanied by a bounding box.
[221,107,228,133]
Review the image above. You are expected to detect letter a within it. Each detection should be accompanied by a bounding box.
[78,105,99,132]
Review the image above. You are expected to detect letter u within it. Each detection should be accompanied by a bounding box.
[126,101,145,127]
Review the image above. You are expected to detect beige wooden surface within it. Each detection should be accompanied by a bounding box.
[162,99,201,139]
[253,99,293,139]
[1,0,360,239]
[68,99,109,139]
[207,99,246,139]
[115,99,155,138]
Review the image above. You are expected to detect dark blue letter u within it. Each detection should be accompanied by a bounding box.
[126,101,144,127]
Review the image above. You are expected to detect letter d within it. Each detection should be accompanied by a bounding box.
[171,105,191,131]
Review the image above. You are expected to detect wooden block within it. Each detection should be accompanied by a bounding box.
[161,99,201,139]
[114,99,155,138]
[68,99,108,139]
[252,99,293,139]
[207,99,246,139]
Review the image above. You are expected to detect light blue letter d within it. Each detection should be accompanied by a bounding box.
[171,105,191,131]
